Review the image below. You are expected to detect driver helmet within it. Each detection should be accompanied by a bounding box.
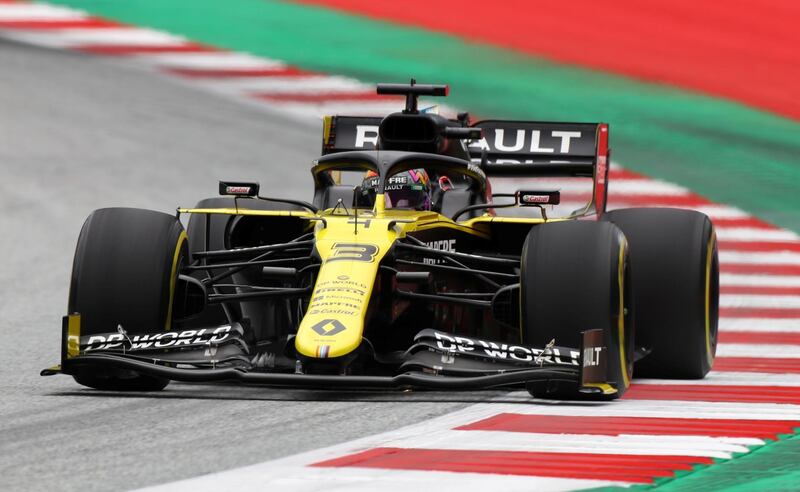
[362,169,431,211]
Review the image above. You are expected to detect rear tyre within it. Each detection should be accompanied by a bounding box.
[521,220,633,399]
[69,208,187,391]
[603,208,718,378]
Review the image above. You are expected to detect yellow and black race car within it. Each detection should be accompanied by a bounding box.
[42,81,719,400]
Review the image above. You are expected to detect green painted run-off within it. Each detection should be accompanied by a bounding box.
[653,431,800,491]
[588,431,800,491]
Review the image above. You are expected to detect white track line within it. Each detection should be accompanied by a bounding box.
[607,181,691,196]
[382,430,757,458]
[720,294,800,308]
[716,228,799,242]
[636,371,800,386]
[720,251,800,266]
[480,397,800,420]
[716,343,800,358]
[0,29,74,47]
[531,179,689,195]
[140,52,287,70]
[0,3,86,20]
[194,75,369,94]
[139,468,626,492]
[270,101,458,119]
[720,318,800,332]
[607,204,751,219]
[60,27,188,46]
[689,205,751,219]
[721,274,800,288]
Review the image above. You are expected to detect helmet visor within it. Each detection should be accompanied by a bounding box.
[387,188,429,210]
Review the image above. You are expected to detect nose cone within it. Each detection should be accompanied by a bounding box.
[294,216,395,360]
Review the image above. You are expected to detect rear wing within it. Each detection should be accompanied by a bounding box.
[470,120,611,216]
[321,115,611,216]
[468,121,603,176]
[322,116,382,155]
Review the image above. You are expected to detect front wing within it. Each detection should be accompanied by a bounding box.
[42,316,618,397]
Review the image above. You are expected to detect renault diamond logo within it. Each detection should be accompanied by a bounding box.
[311,319,347,336]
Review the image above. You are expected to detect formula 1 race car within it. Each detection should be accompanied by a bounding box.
[42,81,719,399]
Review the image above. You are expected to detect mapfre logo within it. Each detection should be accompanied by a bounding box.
[423,239,455,265]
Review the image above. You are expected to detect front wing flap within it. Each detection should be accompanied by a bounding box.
[43,315,616,396]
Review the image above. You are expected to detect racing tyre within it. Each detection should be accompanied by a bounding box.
[69,208,187,391]
[521,220,633,399]
[603,208,718,378]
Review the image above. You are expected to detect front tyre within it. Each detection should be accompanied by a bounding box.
[68,208,188,391]
[521,220,634,399]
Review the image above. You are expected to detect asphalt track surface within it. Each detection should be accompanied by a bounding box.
[0,40,499,491]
